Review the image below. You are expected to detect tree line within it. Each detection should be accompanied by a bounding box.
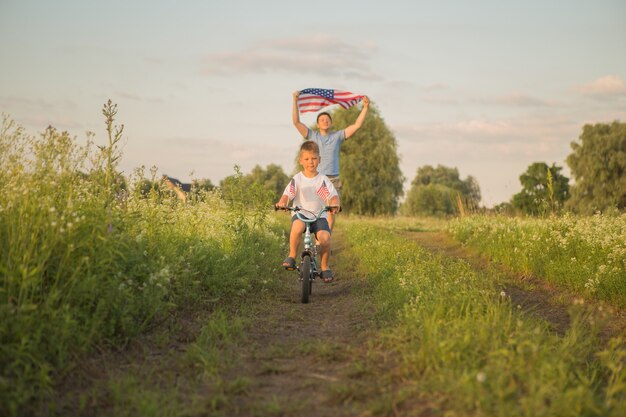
[151,105,625,217]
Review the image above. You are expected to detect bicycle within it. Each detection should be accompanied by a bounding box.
[275,205,338,303]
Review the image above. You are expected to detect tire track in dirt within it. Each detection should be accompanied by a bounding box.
[400,230,626,341]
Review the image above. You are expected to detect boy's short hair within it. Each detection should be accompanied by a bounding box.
[316,112,332,123]
[300,140,320,155]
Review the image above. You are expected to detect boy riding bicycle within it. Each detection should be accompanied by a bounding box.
[276,141,340,282]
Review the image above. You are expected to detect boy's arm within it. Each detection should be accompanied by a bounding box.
[292,91,309,138]
[344,96,369,139]
[277,177,297,208]
[328,195,340,213]
[276,194,289,208]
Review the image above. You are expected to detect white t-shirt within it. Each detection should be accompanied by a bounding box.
[282,172,338,219]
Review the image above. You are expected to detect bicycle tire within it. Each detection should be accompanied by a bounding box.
[301,255,311,304]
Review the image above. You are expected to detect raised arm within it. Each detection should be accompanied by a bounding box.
[344,96,369,139]
[292,91,309,138]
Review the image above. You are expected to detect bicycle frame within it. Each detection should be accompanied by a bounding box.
[292,208,325,274]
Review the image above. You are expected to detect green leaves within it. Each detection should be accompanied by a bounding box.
[511,162,570,216]
[402,164,481,216]
[566,121,626,214]
[333,104,405,215]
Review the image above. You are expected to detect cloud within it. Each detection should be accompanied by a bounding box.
[422,95,461,105]
[421,83,450,92]
[395,119,513,141]
[0,96,77,112]
[9,114,85,131]
[488,93,553,107]
[200,36,381,80]
[392,113,577,150]
[0,96,84,130]
[115,91,165,103]
[416,88,553,108]
[576,75,626,97]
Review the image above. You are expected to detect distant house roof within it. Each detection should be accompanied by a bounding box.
[164,176,192,192]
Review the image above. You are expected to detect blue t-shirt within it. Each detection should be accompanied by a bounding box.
[306,128,345,177]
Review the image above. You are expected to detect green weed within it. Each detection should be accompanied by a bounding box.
[344,220,626,417]
[448,213,626,307]
[0,109,285,416]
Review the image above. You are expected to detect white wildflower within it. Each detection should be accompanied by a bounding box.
[476,372,487,383]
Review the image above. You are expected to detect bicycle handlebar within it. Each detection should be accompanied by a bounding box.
[274,205,341,219]
[274,205,340,211]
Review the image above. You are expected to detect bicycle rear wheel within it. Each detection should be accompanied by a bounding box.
[301,255,311,304]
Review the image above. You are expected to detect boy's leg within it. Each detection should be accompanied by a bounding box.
[288,220,305,259]
[316,230,331,271]
[313,219,333,281]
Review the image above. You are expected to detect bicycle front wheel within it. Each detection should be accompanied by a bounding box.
[301,255,311,304]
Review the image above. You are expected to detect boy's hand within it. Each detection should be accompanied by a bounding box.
[293,91,300,100]
[275,201,290,211]
[362,96,369,107]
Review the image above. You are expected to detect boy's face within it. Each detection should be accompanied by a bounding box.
[299,150,320,175]
[316,114,332,130]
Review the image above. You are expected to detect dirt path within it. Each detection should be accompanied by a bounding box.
[211,228,373,417]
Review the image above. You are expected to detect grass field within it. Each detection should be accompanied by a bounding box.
[1,116,625,416]
[0,116,285,415]
[342,217,625,416]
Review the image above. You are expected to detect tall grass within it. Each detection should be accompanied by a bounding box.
[447,213,626,308]
[0,111,284,416]
[344,220,625,416]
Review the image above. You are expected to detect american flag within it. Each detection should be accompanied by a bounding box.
[317,180,331,202]
[287,178,296,199]
[297,88,363,113]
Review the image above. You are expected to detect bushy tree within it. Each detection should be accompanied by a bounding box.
[220,164,288,203]
[566,121,626,214]
[402,164,481,216]
[404,184,458,216]
[330,103,404,215]
[492,201,514,215]
[247,163,289,201]
[511,162,570,215]
[192,178,215,192]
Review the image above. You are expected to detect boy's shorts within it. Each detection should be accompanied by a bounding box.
[292,216,331,235]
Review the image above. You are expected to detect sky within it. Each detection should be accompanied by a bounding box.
[1,0,625,207]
